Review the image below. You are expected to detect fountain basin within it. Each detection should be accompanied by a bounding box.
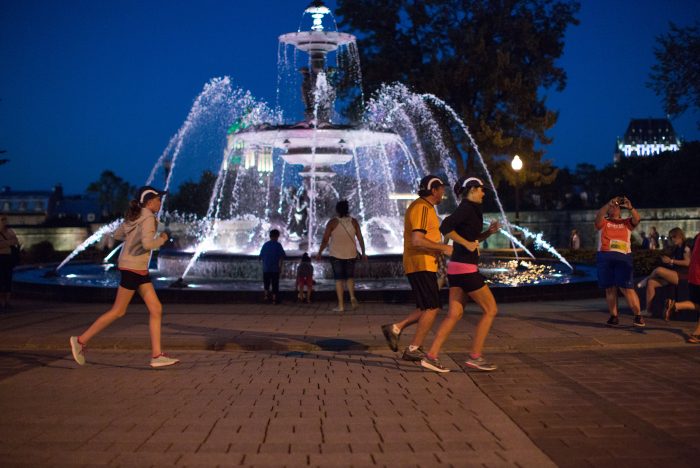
[12,254,599,304]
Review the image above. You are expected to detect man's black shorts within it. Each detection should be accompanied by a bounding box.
[119,269,152,290]
[407,271,441,310]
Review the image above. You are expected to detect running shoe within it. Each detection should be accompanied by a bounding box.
[332,306,344,312]
[401,346,425,362]
[420,355,450,373]
[69,336,86,366]
[606,315,619,326]
[663,299,676,321]
[381,324,400,352]
[633,315,646,327]
[150,353,180,368]
[465,356,497,372]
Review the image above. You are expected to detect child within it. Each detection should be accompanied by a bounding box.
[69,186,179,368]
[296,253,314,303]
[259,229,286,304]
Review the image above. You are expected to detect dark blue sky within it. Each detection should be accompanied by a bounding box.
[1,0,698,194]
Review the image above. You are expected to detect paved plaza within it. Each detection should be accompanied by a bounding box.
[0,297,699,467]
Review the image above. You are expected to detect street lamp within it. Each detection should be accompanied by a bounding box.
[511,155,523,224]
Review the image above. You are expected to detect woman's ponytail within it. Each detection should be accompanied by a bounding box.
[125,199,141,221]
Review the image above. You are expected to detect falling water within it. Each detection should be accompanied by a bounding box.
[510,224,574,270]
[55,219,123,272]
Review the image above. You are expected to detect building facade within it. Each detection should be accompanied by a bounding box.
[614,118,681,161]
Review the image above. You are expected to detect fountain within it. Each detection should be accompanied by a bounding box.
[15,1,596,302]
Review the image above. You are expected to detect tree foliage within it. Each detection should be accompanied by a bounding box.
[167,170,218,217]
[648,21,700,129]
[336,0,579,184]
[86,170,134,219]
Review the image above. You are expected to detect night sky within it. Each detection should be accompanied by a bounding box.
[1,0,698,194]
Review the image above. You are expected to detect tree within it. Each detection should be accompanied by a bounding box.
[86,170,134,219]
[648,21,700,129]
[336,0,579,183]
[167,170,218,217]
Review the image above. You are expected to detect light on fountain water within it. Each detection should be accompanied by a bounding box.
[50,1,576,287]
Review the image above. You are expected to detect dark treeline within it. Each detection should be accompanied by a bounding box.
[486,141,700,212]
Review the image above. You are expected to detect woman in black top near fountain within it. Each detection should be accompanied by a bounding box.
[419,176,500,373]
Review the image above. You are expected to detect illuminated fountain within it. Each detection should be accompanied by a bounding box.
[19,1,592,298]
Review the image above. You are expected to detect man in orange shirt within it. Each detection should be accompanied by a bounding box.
[595,196,644,327]
[381,175,453,361]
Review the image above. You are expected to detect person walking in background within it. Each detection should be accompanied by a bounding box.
[663,231,700,341]
[316,200,367,312]
[420,176,500,373]
[296,252,314,303]
[569,229,581,250]
[380,175,453,362]
[595,196,645,327]
[640,231,650,250]
[260,229,286,304]
[649,226,660,250]
[69,186,179,368]
[637,227,691,317]
[0,216,20,309]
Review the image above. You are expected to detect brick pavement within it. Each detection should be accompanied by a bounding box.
[0,298,699,467]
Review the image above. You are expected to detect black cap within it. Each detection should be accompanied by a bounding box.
[137,186,167,205]
[418,175,445,193]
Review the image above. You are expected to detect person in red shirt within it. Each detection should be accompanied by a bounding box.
[663,232,700,343]
[595,196,644,327]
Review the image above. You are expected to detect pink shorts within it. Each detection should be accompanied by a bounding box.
[297,276,313,288]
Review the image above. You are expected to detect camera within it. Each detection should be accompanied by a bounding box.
[614,196,626,206]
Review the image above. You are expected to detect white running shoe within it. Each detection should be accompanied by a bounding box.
[332,306,344,312]
[150,353,179,368]
[69,336,86,366]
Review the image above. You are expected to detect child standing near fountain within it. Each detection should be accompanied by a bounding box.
[69,186,179,368]
[296,253,314,303]
[260,229,286,304]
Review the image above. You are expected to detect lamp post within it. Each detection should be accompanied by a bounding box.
[511,155,523,225]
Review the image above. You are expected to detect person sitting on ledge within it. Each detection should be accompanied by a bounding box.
[637,227,691,317]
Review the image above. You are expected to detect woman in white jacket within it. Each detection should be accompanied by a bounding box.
[70,186,179,368]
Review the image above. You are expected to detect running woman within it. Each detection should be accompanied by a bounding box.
[69,186,179,368]
[420,176,500,373]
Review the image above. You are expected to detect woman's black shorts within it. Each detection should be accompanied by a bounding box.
[448,272,486,293]
[330,257,356,280]
[119,269,152,290]
[407,271,441,310]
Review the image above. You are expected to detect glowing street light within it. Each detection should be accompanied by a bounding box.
[511,155,523,224]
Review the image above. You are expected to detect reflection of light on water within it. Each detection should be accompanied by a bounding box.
[480,259,563,287]
[65,274,78,279]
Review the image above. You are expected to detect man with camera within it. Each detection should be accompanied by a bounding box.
[595,196,645,327]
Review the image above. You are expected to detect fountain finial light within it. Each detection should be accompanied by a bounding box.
[305,1,330,31]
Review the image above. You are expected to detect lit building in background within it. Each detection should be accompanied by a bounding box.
[614,118,681,162]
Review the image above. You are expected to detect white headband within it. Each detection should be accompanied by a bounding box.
[462,177,484,187]
[139,189,160,204]
[424,177,443,189]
